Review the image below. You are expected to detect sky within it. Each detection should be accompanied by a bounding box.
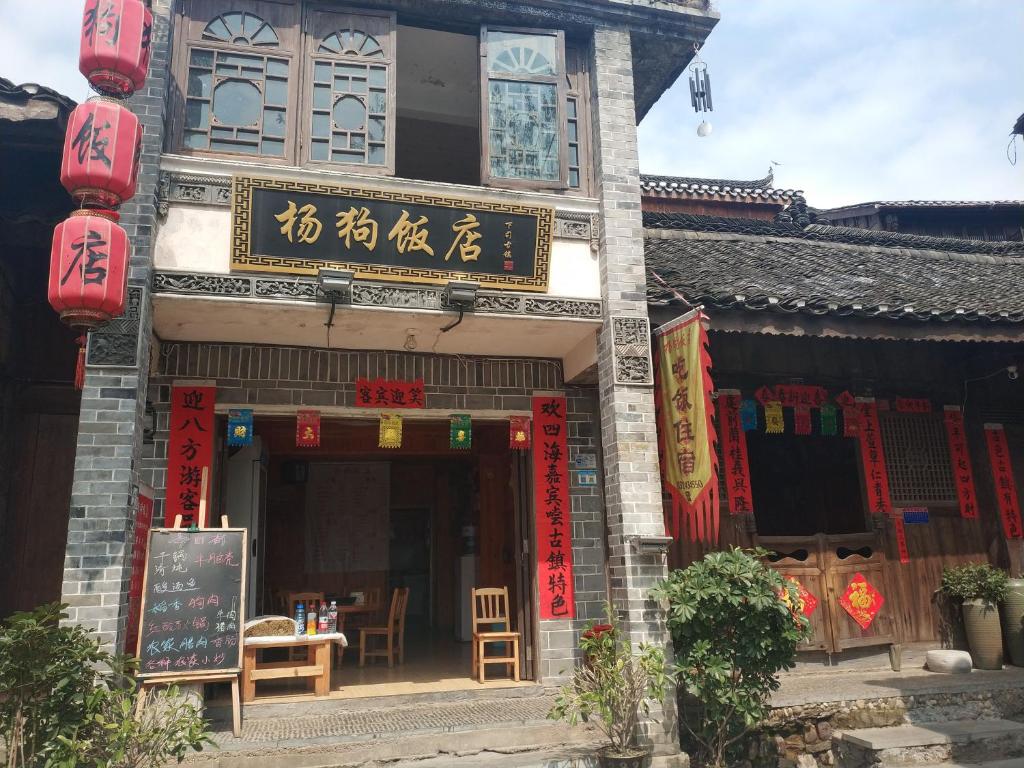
[1,1,1021,209]
[638,0,1024,208]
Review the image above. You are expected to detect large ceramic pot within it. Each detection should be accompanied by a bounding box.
[962,598,1004,669]
[1001,578,1024,666]
[597,746,652,768]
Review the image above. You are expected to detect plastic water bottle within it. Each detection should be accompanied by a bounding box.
[318,601,329,634]
[328,600,338,633]
[295,602,306,635]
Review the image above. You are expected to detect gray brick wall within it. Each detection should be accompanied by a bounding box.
[589,25,681,757]
[60,0,173,650]
[141,341,607,683]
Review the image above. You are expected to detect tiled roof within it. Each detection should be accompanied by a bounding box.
[820,199,1024,214]
[0,77,76,112]
[640,169,800,201]
[644,214,1024,324]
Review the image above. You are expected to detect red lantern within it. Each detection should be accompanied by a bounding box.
[49,210,129,329]
[79,0,152,98]
[60,98,142,209]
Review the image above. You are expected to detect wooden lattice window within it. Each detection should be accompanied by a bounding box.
[481,26,568,190]
[175,1,298,161]
[563,43,590,193]
[303,8,395,173]
[879,412,957,507]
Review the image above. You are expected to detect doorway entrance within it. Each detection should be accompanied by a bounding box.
[219,416,535,699]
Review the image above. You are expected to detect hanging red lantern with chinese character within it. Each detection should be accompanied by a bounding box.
[60,98,142,209]
[49,209,129,330]
[79,0,153,98]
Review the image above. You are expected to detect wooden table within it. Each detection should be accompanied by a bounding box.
[242,633,346,702]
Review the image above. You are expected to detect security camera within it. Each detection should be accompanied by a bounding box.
[1009,365,1019,381]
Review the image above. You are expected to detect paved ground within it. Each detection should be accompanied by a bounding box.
[207,694,561,749]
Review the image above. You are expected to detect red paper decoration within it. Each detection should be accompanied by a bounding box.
[856,399,893,516]
[509,415,531,450]
[893,517,910,564]
[296,410,321,448]
[782,576,818,618]
[79,0,153,97]
[794,404,812,435]
[985,424,1023,540]
[717,391,753,515]
[943,406,978,520]
[839,573,884,630]
[61,98,142,209]
[165,386,216,527]
[533,396,574,620]
[354,378,425,408]
[48,209,129,329]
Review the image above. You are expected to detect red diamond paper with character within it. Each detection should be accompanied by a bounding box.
[782,576,818,618]
[840,573,884,630]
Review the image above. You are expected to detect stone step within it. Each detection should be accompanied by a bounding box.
[835,719,1024,766]
[915,761,1024,768]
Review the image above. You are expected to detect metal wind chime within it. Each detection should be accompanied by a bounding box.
[50,0,152,387]
[688,44,713,137]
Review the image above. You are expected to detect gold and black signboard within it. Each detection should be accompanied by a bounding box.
[231,175,554,292]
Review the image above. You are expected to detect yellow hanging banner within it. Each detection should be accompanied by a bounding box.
[378,414,403,448]
[764,401,784,434]
[654,309,718,544]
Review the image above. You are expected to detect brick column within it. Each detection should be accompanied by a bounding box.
[60,0,173,652]
[590,26,683,764]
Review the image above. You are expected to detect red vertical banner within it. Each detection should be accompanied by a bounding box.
[716,391,753,515]
[984,424,1023,540]
[943,406,978,519]
[856,398,893,516]
[533,396,574,620]
[893,516,910,564]
[165,385,216,527]
[125,483,154,655]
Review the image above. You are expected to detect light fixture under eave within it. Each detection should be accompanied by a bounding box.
[317,268,354,329]
[441,280,479,333]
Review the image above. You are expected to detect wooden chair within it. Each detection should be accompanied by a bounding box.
[359,587,409,667]
[472,586,521,683]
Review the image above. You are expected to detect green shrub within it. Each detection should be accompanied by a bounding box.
[654,548,810,768]
[941,563,1008,604]
[548,608,666,757]
[0,603,213,768]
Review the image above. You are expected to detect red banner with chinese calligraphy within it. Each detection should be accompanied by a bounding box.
[794,405,812,435]
[896,398,932,414]
[717,391,753,515]
[984,424,1023,540]
[755,384,828,408]
[943,406,978,519]
[893,517,910,564]
[125,483,154,656]
[856,398,893,516]
[165,385,215,526]
[296,410,321,447]
[654,310,718,544]
[355,378,425,408]
[533,396,575,619]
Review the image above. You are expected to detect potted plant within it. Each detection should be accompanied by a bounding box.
[654,548,810,768]
[941,564,1009,670]
[549,610,666,768]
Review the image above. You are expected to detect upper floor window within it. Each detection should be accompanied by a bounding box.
[171,2,586,192]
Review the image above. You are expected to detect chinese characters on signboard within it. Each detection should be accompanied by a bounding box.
[231,175,553,291]
[654,310,718,544]
[855,398,893,516]
[533,396,574,620]
[943,406,978,520]
[354,378,425,409]
[716,391,753,515]
[165,386,215,527]
[984,424,1023,540]
[896,398,932,414]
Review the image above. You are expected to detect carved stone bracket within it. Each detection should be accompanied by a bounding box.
[87,286,143,367]
[611,315,653,386]
[153,271,602,319]
[156,171,232,218]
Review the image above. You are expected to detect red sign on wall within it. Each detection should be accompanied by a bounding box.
[717,391,753,515]
[124,483,154,655]
[354,378,425,408]
[896,398,932,414]
[533,396,575,620]
[893,517,910,564]
[856,399,893,516]
[165,385,216,527]
[984,424,1023,540]
[943,406,978,520]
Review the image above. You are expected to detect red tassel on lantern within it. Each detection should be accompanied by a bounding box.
[49,209,129,330]
[79,0,153,98]
[74,335,88,390]
[60,98,142,209]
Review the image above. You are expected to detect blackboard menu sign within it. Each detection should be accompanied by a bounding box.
[136,528,247,678]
